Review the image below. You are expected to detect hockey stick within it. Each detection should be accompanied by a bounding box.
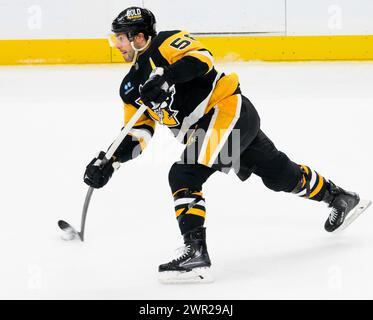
[58,103,148,241]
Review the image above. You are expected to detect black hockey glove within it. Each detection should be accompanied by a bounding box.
[140,67,173,107]
[83,151,120,189]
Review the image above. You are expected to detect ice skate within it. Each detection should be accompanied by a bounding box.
[158,227,213,284]
[323,181,371,233]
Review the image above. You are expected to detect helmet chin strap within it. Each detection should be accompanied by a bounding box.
[130,36,152,64]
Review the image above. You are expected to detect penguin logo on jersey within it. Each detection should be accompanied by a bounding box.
[136,85,180,127]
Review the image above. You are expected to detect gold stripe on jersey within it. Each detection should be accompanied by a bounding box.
[205,73,239,114]
[184,50,214,72]
[158,30,210,66]
[198,94,242,167]
[175,71,222,142]
[173,72,238,143]
[124,103,156,129]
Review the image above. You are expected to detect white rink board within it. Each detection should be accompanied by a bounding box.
[0,0,284,39]
[1,0,372,40]
[142,0,285,34]
[286,0,373,36]
[0,0,142,40]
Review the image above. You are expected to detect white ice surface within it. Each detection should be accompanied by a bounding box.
[0,61,372,299]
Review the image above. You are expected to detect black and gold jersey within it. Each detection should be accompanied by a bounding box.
[113,30,240,163]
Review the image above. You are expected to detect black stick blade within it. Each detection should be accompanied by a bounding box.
[58,220,73,231]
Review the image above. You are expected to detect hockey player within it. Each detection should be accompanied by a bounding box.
[83,7,371,283]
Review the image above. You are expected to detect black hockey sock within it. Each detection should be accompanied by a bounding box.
[173,188,206,235]
[292,165,329,201]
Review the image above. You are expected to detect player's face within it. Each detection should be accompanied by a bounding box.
[115,33,135,62]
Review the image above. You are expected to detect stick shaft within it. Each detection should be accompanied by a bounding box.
[105,104,147,160]
[79,186,94,241]
[79,104,148,240]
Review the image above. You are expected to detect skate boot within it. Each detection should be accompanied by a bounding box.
[323,181,371,233]
[158,227,213,283]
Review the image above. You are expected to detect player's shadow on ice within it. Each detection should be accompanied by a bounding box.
[218,237,362,281]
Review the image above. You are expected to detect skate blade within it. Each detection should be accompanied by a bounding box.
[334,199,372,233]
[158,267,214,284]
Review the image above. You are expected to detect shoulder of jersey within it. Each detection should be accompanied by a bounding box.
[152,30,182,47]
